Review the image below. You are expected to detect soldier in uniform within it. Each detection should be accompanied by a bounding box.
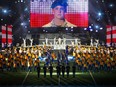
[49,64,53,78]
[61,63,65,77]
[66,63,70,77]
[43,64,47,78]
[56,63,61,77]
[37,63,41,78]
[42,0,77,27]
[72,62,76,77]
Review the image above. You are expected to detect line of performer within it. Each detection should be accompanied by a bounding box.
[21,37,101,48]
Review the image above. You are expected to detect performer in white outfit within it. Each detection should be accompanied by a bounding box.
[30,38,33,47]
[54,37,56,45]
[75,38,77,45]
[58,37,62,45]
[90,38,93,47]
[71,41,74,47]
[23,38,26,47]
[45,38,48,45]
[95,39,99,47]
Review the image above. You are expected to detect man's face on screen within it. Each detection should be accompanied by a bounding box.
[52,6,65,19]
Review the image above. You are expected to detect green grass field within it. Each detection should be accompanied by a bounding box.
[0,70,116,87]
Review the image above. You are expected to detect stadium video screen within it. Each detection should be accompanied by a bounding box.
[30,0,88,28]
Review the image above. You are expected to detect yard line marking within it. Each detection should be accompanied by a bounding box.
[89,70,97,86]
[22,70,30,85]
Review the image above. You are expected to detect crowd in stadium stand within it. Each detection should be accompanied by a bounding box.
[0,45,116,74]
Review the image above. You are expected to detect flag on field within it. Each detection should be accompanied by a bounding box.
[1,25,13,47]
[2,26,7,47]
[30,0,88,27]
[7,25,12,46]
[106,25,116,46]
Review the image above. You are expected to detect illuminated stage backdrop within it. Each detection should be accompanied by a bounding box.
[30,0,88,28]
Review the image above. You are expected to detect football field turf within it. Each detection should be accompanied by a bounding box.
[0,70,116,87]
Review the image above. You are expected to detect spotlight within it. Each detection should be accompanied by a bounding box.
[2,9,8,14]
[71,29,73,31]
[100,27,103,30]
[90,29,93,31]
[21,22,26,26]
[21,22,24,26]
[3,10,7,13]
[109,4,113,7]
[91,24,94,26]
[84,28,87,30]
[21,0,23,2]
[96,30,98,32]
[28,31,30,33]
[89,26,92,28]
[95,25,99,29]
[25,26,27,28]
[66,28,68,30]
[98,12,102,16]
[1,19,3,21]
[71,26,73,29]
